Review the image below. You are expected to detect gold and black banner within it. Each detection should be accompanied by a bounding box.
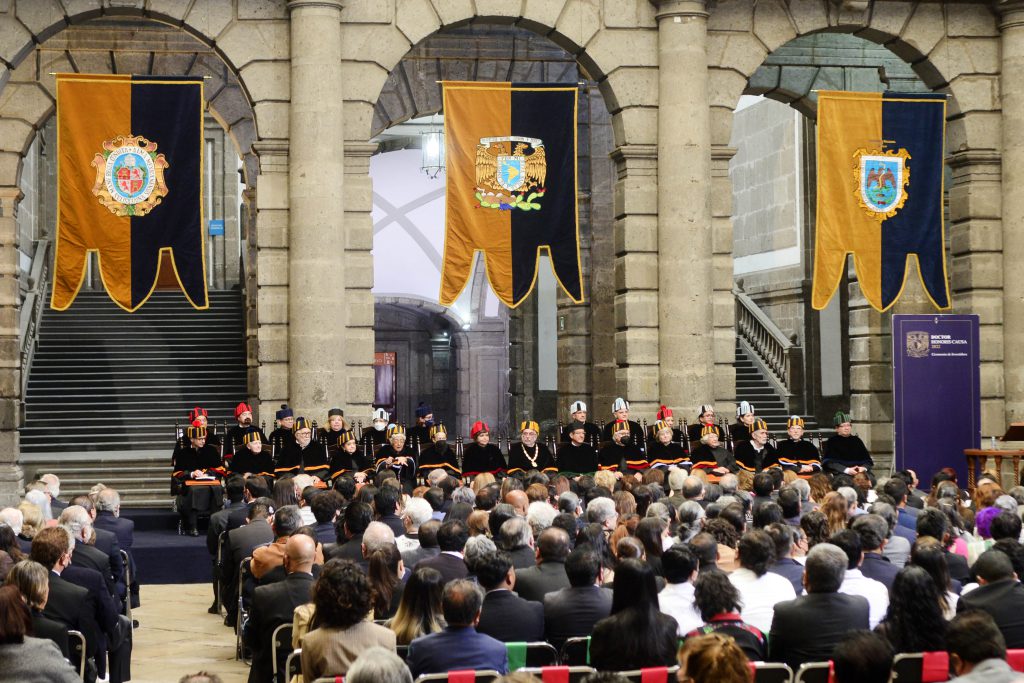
[53,73,207,312]
[440,81,583,308]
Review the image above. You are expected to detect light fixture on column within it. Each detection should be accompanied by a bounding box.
[420,115,445,179]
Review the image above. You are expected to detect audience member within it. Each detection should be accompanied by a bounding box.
[0,583,79,682]
[252,505,322,579]
[956,549,1024,648]
[677,632,750,683]
[514,527,571,602]
[728,529,796,633]
[346,646,413,683]
[402,518,440,568]
[416,520,469,584]
[406,579,508,676]
[475,550,544,642]
[244,534,316,683]
[330,501,373,562]
[831,630,894,683]
[946,611,1016,683]
[309,489,343,545]
[0,524,25,580]
[764,523,804,595]
[831,529,889,629]
[917,507,971,584]
[543,546,612,650]
[223,498,275,625]
[5,559,69,656]
[589,559,678,671]
[659,544,701,636]
[388,566,445,646]
[688,568,766,661]
[876,566,946,655]
[911,537,959,619]
[300,559,397,681]
[768,543,870,671]
[499,516,537,569]
[851,514,898,590]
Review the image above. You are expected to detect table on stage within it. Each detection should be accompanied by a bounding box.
[963,449,1024,492]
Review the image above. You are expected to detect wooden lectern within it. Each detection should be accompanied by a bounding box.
[964,423,1024,492]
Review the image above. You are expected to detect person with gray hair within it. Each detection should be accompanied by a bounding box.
[93,486,137,607]
[586,497,618,531]
[24,489,53,524]
[452,486,476,507]
[789,479,814,514]
[558,491,581,516]
[869,501,911,568]
[347,646,413,683]
[527,501,556,537]
[767,542,870,670]
[719,474,739,496]
[676,501,705,544]
[0,507,23,536]
[252,504,323,579]
[398,496,434,555]
[58,505,121,598]
[498,516,535,569]
[362,520,397,555]
[463,535,498,575]
[837,486,863,517]
[39,474,66,513]
[426,469,449,488]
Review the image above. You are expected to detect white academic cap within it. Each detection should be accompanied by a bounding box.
[612,397,629,413]
[372,408,388,421]
[570,400,587,414]
[736,401,755,417]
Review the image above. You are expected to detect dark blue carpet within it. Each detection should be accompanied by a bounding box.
[133,529,212,585]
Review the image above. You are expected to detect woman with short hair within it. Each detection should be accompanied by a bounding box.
[0,583,79,682]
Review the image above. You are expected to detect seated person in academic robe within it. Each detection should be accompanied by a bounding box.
[361,408,391,449]
[186,406,221,450]
[173,422,225,535]
[776,416,822,478]
[507,421,556,476]
[461,421,506,478]
[687,404,725,445]
[598,420,647,475]
[408,403,434,452]
[267,404,296,455]
[647,420,690,470]
[559,400,602,446]
[734,419,781,473]
[558,421,599,476]
[276,418,314,478]
[374,425,417,490]
[318,408,350,453]
[225,402,267,454]
[653,405,685,444]
[329,429,371,483]
[600,398,646,450]
[690,426,737,482]
[823,411,874,478]
[230,428,275,479]
[298,418,331,483]
[730,401,758,447]
[417,424,463,479]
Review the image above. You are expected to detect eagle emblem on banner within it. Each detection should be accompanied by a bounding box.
[475,136,546,211]
[91,134,169,217]
[906,330,930,358]
[854,147,910,221]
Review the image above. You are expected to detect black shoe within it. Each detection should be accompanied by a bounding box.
[132,619,139,628]
[207,604,219,615]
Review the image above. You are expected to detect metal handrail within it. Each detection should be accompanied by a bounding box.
[734,284,800,399]
[20,239,50,397]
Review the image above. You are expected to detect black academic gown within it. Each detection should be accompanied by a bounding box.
[328,446,370,479]
[507,442,556,475]
[730,421,755,446]
[461,443,507,477]
[687,422,725,446]
[408,424,433,451]
[733,440,781,473]
[690,444,738,475]
[225,424,267,453]
[647,441,690,469]
[268,427,295,454]
[361,427,389,448]
[560,422,602,448]
[776,439,822,477]
[374,444,418,489]
[823,434,874,475]
[229,446,275,479]
[557,442,598,475]
[597,442,645,472]
[601,420,647,451]
[417,443,462,478]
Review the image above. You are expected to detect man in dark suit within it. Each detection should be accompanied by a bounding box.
[407,579,509,677]
[401,519,441,568]
[228,478,273,531]
[94,488,140,609]
[916,508,971,584]
[60,506,118,598]
[957,549,1024,648]
[327,501,372,563]
[68,496,126,600]
[852,514,899,591]
[375,486,406,538]
[207,474,247,613]
[768,542,870,671]
[514,527,571,602]
[245,534,317,683]
[415,519,469,585]
[223,498,276,626]
[765,523,805,595]
[30,526,102,683]
[475,550,544,642]
[543,546,613,650]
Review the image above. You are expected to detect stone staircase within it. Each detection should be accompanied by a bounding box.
[735,340,821,437]
[18,288,248,507]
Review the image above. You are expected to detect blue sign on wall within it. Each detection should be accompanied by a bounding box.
[208,219,225,236]
[892,314,980,486]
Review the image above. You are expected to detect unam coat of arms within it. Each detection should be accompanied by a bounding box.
[906,331,930,358]
[475,136,546,211]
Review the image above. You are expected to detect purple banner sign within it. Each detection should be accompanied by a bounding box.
[892,314,980,488]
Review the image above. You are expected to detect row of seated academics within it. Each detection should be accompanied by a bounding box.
[172,400,875,499]
[199,441,1024,683]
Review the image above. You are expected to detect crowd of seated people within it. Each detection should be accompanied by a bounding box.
[0,475,136,683]
[10,448,1024,683]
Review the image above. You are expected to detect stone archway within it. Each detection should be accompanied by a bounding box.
[705,1,1004,468]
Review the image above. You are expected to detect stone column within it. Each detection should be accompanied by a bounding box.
[651,0,714,412]
[0,188,22,506]
[287,0,346,416]
[1000,1,1024,422]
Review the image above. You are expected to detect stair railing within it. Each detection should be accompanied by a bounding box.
[20,239,51,398]
[734,284,804,410]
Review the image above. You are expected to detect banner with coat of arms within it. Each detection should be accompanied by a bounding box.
[439,81,583,308]
[52,73,206,312]
[812,90,949,312]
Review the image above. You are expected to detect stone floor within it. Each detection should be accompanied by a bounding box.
[130,584,251,683]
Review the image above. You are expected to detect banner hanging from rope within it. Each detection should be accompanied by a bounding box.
[440,81,583,309]
[52,73,207,312]
[812,90,949,313]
